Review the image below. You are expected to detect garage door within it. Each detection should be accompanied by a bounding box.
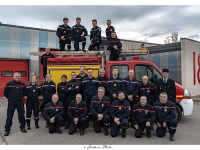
[0,59,29,97]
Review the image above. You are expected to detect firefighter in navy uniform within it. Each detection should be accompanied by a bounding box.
[26,76,41,130]
[107,31,122,60]
[41,47,54,79]
[107,67,123,104]
[65,72,81,129]
[138,76,156,106]
[57,75,68,128]
[110,91,130,138]
[90,87,110,136]
[4,72,27,136]
[42,74,56,127]
[156,68,176,103]
[43,94,64,134]
[154,92,177,141]
[131,96,155,138]
[76,66,88,96]
[67,94,87,136]
[97,68,108,96]
[71,17,88,51]
[88,19,102,51]
[105,19,115,41]
[56,17,71,51]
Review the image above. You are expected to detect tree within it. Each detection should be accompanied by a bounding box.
[164,32,180,44]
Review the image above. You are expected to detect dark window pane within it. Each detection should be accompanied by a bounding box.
[2,71,13,77]
[15,71,26,77]
[134,65,147,81]
[110,65,128,79]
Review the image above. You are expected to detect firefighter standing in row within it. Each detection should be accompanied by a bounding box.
[43,94,64,134]
[71,17,88,51]
[90,87,110,136]
[132,96,155,138]
[76,66,88,96]
[56,17,72,51]
[154,92,177,141]
[107,67,123,104]
[42,74,56,127]
[105,19,115,41]
[65,72,81,129]
[88,19,102,51]
[41,47,54,79]
[57,75,68,128]
[97,68,108,96]
[156,68,176,104]
[110,91,130,138]
[3,72,27,136]
[138,76,156,106]
[67,94,87,136]
[26,76,41,130]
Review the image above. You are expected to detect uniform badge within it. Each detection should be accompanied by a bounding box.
[110,29,112,31]
[16,87,18,89]
[77,30,79,32]
[160,87,162,90]
[114,84,116,86]
[119,107,121,110]
[56,109,58,111]
[33,90,35,92]
[164,108,167,112]
[102,104,104,107]
[76,109,78,112]
[64,30,66,33]
[62,88,64,89]
[145,110,147,114]
[147,90,150,93]
[130,85,132,88]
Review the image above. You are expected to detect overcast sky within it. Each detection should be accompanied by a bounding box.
[1,5,200,44]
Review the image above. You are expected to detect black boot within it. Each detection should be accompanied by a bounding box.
[104,125,108,136]
[147,131,151,138]
[56,128,63,134]
[121,128,126,138]
[170,134,175,141]
[35,119,39,129]
[65,123,70,129]
[82,46,86,52]
[80,128,85,136]
[26,120,31,130]
[97,46,100,51]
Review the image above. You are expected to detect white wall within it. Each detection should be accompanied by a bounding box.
[181,38,200,96]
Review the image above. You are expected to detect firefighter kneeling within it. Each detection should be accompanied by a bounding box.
[131,96,155,138]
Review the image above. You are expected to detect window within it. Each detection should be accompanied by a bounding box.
[153,68,162,80]
[110,65,129,79]
[15,71,26,77]
[1,71,13,77]
[134,65,147,82]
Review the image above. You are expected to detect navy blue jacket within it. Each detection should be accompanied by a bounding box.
[153,100,176,123]
[56,24,71,39]
[65,79,81,98]
[122,77,138,98]
[90,26,101,40]
[105,26,115,39]
[41,53,54,66]
[131,102,155,125]
[110,99,130,121]
[107,38,122,50]
[43,101,64,122]
[82,77,100,97]
[90,95,110,117]
[26,83,41,102]
[57,82,67,101]
[71,24,88,41]
[67,100,87,120]
[97,76,108,95]
[138,82,156,105]
[76,73,88,82]
[4,80,26,104]
[42,81,56,99]
[107,76,123,96]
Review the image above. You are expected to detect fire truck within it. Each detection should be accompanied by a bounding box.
[29,45,193,122]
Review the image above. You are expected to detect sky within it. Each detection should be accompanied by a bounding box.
[1,3,200,44]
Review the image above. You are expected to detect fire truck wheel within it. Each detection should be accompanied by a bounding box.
[175,105,182,122]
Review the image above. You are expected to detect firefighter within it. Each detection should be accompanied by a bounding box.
[90,87,110,136]
[88,19,102,51]
[26,76,41,130]
[65,72,81,129]
[154,92,177,141]
[4,72,27,136]
[71,17,88,51]
[156,68,176,104]
[67,94,87,136]
[56,17,71,51]
[131,96,156,138]
[42,74,56,127]
[107,67,123,104]
[76,66,88,82]
[110,91,130,138]
[122,70,138,109]
[105,19,115,41]
[97,68,108,96]
[138,76,156,106]
[57,75,68,128]
[107,31,122,60]
[41,47,54,79]
[43,94,64,134]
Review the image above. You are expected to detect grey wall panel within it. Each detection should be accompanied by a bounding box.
[0,26,10,58]
[160,52,168,69]
[48,32,56,48]
[20,28,30,59]
[10,27,20,58]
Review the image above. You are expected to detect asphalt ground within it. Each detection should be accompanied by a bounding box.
[0,98,200,146]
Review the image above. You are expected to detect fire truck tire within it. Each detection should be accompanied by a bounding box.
[175,105,182,122]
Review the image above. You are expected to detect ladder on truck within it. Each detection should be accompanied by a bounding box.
[29,48,149,69]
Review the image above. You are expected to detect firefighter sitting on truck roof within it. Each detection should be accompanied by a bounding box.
[41,47,54,79]
[107,31,122,60]
[56,17,72,51]
[88,19,102,51]
[106,19,115,42]
[71,17,88,52]
[65,72,81,129]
